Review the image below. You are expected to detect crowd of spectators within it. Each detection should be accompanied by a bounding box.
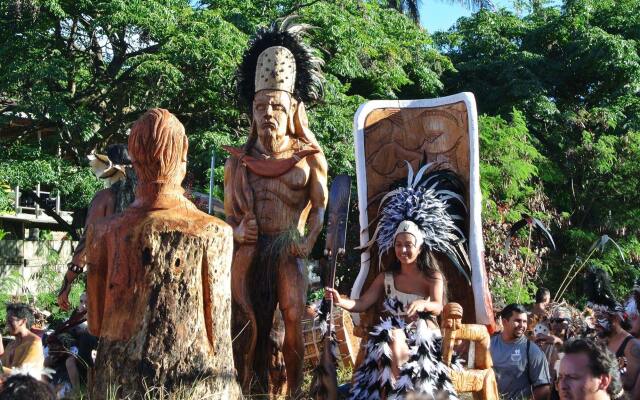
[0,293,97,399]
[2,279,640,400]
[490,283,640,400]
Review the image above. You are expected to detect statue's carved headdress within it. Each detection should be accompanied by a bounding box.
[237,16,324,109]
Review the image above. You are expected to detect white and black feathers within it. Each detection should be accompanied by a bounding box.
[363,162,471,283]
[349,296,459,400]
[237,16,324,109]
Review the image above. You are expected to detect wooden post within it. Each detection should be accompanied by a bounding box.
[14,185,20,214]
[35,183,41,218]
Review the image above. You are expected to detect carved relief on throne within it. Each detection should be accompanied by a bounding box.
[351,94,494,338]
[363,103,470,194]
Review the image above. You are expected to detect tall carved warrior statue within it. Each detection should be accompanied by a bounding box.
[224,18,328,395]
[85,109,239,399]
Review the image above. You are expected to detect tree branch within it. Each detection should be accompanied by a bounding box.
[285,0,323,15]
[124,43,164,59]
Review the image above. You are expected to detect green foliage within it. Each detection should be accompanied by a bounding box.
[438,0,640,298]
[490,270,537,307]
[0,143,102,209]
[1,0,451,209]
[478,110,543,221]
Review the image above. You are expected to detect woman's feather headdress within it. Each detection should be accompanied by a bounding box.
[361,162,471,283]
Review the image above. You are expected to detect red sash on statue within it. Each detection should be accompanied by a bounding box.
[222,145,319,178]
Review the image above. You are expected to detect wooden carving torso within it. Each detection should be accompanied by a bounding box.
[245,149,314,235]
[86,204,228,343]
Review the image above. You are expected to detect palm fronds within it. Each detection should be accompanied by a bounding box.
[554,235,627,302]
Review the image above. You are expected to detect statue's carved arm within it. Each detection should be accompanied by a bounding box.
[58,189,115,311]
[224,158,257,244]
[292,153,328,258]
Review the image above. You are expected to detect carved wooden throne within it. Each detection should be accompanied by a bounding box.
[351,93,495,333]
[441,303,499,400]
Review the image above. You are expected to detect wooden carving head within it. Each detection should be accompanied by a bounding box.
[129,108,188,184]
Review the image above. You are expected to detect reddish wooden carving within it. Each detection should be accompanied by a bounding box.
[85,109,239,399]
[442,303,499,400]
[224,94,328,396]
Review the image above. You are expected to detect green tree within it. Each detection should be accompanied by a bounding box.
[436,0,640,299]
[1,0,452,210]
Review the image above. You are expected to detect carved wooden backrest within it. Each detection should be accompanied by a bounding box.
[351,93,494,334]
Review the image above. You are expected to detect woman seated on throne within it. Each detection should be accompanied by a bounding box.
[325,163,470,400]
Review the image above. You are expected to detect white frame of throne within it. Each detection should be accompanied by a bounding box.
[349,92,491,326]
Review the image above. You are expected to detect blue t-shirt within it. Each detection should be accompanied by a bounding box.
[490,334,551,399]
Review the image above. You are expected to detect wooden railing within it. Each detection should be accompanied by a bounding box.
[13,184,61,217]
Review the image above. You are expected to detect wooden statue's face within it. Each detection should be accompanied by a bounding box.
[253,90,293,153]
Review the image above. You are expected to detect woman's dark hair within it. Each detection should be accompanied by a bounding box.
[535,287,550,303]
[562,338,624,398]
[6,303,35,329]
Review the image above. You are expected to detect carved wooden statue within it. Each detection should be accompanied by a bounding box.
[351,94,495,340]
[441,303,500,400]
[224,18,328,396]
[85,109,239,399]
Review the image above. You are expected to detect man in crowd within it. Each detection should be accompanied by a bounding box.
[536,307,573,383]
[0,303,44,375]
[557,338,625,400]
[592,302,640,398]
[491,303,552,399]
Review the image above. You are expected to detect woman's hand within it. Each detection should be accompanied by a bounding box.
[324,287,342,307]
[406,299,431,318]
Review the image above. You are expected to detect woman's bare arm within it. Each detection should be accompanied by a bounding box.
[325,273,385,313]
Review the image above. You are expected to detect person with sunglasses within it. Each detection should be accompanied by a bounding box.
[536,308,573,386]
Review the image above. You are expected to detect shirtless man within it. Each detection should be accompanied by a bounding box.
[225,22,328,395]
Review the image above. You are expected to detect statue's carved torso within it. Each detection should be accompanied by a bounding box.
[245,147,314,235]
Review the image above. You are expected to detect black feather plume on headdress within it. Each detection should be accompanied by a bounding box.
[237,16,324,110]
[584,265,622,313]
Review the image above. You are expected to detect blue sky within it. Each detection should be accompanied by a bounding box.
[420,0,512,33]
